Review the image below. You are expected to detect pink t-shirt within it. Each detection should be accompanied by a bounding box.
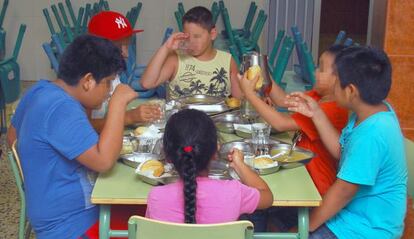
[145,177,260,223]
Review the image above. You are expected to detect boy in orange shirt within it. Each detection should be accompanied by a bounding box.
[239,44,348,195]
[238,44,348,231]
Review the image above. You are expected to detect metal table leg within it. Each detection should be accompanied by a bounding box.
[298,207,309,239]
[99,205,111,239]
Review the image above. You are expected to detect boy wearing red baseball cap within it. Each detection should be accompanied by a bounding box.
[88,11,160,132]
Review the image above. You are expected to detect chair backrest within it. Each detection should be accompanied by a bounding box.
[11,140,24,182]
[406,138,414,198]
[128,216,254,239]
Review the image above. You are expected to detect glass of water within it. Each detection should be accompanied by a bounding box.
[251,122,271,155]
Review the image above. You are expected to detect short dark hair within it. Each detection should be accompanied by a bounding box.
[335,46,392,105]
[163,109,217,223]
[57,34,126,86]
[182,6,214,31]
[326,44,347,57]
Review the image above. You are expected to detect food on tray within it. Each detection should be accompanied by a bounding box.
[225,97,241,108]
[140,159,165,177]
[253,156,273,168]
[247,65,264,90]
[134,126,148,136]
[271,149,309,162]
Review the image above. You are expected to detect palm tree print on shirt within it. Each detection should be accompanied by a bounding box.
[172,67,229,98]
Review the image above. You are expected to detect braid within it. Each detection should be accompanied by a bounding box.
[182,153,197,223]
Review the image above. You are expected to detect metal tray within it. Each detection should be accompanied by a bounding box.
[178,95,229,113]
[218,140,254,160]
[212,111,243,134]
[270,144,314,169]
[121,153,160,168]
[136,162,179,185]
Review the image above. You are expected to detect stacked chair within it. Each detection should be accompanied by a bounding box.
[291,26,315,90]
[0,0,8,60]
[267,30,294,90]
[219,1,267,66]
[41,0,158,98]
[334,30,356,46]
[0,0,26,132]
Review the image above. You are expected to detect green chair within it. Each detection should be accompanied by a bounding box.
[0,0,9,60]
[406,138,414,208]
[7,141,33,239]
[128,216,254,239]
[271,36,294,89]
[268,30,285,67]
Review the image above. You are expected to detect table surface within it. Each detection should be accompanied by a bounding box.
[92,97,321,207]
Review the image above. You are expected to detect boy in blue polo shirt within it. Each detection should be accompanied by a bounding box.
[286,46,407,239]
[6,35,136,238]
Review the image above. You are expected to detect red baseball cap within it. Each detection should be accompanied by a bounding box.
[88,11,144,41]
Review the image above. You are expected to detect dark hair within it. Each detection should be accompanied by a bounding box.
[182,6,214,31]
[57,34,126,86]
[334,46,392,105]
[163,109,218,223]
[326,44,347,57]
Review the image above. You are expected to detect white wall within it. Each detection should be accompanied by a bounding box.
[3,0,268,82]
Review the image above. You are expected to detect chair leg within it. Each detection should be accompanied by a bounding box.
[24,222,32,239]
[18,201,25,239]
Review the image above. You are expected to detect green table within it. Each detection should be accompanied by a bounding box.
[92,132,321,239]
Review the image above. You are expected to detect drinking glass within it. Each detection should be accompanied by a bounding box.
[251,123,271,155]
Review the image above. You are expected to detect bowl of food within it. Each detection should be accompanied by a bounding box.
[178,95,227,114]
[135,159,179,185]
[218,140,254,160]
[252,155,280,175]
[120,153,160,168]
[270,144,315,169]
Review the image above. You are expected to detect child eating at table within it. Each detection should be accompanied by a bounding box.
[286,46,407,238]
[140,6,242,99]
[239,44,349,196]
[145,109,273,223]
[6,35,136,238]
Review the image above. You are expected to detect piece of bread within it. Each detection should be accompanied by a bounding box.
[140,159,164,177]
[225,97,241,108]
[134,126,147,136]
[247,65,263,90]
[253,156,273,168]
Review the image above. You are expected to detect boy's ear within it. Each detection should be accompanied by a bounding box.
[210,27,217,40]
[80,73,96,92]
[347,83,360,101]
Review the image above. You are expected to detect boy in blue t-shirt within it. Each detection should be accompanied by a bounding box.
[6,35,137,238]
[286,46,407,238]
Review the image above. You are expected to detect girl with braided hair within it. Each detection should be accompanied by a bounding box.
[146,109,273,223]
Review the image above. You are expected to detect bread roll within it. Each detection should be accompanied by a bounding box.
[134,126,147,136]
[253,156,273,168]
[247,65,263,90]
[225,97,241,108]
[140,159,164,177]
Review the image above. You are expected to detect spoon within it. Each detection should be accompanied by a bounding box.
[288,131,302,156]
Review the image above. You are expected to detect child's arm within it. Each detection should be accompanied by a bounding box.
[228,149,273,209]
[88,104,161,133]
[238,74,300,131]
[309,179,359,231]
[268,80,289,107]
[229,58,242,98]
[286,92,341,159]
[77,84,138,172]
[140,33,188,89]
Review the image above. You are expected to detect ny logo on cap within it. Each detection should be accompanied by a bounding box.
[115,17,127,29]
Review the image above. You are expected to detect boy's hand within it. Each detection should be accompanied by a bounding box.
[164,32,189,51]
[237,73,259,96]
[111,84,138,105]
[285,92,321,118]
[227,148,245,169]
[129,104,161,123]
